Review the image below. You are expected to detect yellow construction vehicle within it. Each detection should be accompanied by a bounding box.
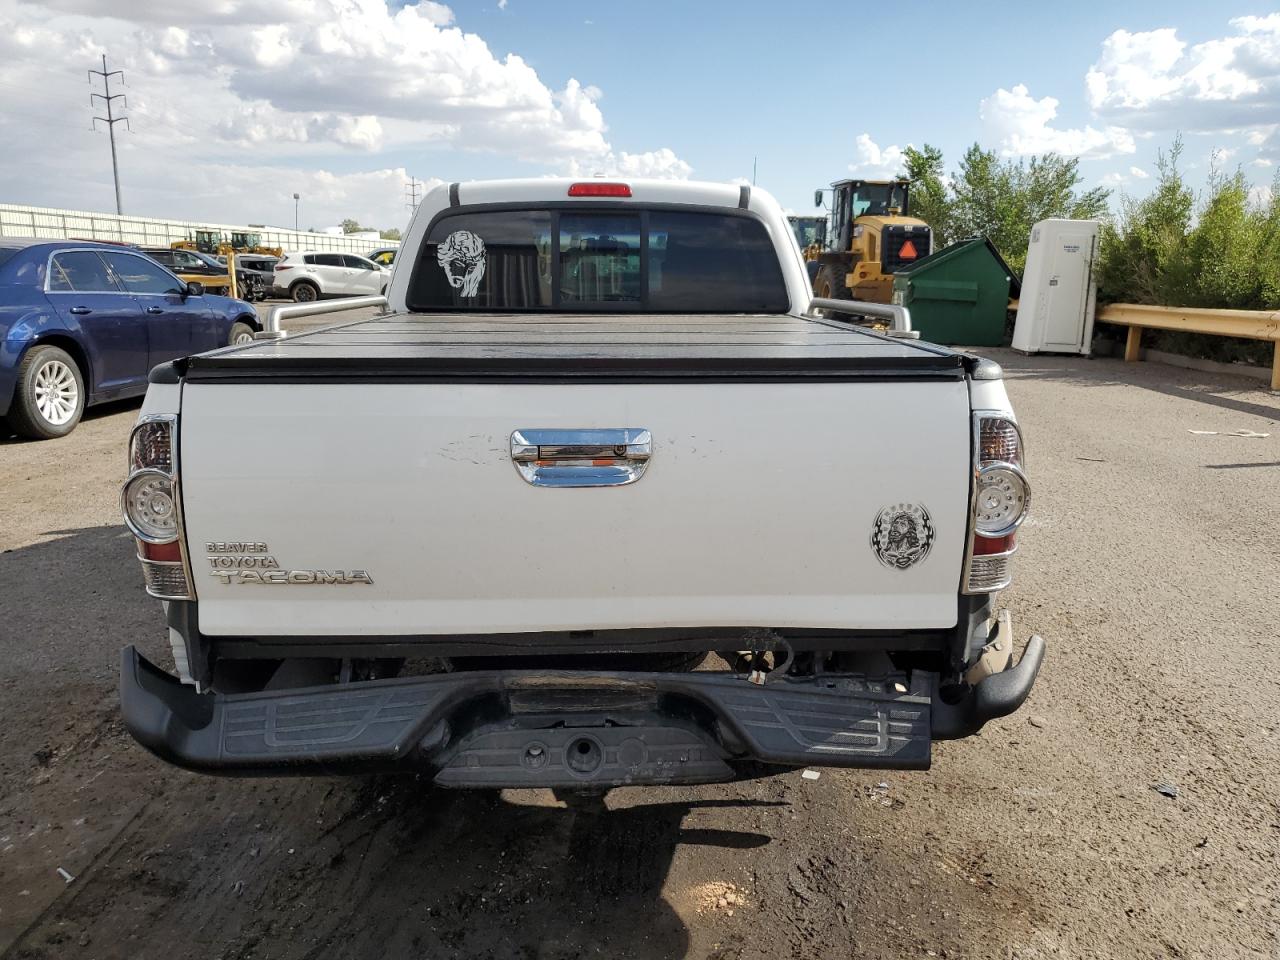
[171,230,222,255]
[807,178,931,305]
[225,231,283,259]
[172,230,282,259]
[786,215,828,259]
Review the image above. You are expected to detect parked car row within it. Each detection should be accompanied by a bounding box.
[1,238,403,440]
[0,239,260,440]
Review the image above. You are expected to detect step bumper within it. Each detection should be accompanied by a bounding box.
[120,640,1043,786]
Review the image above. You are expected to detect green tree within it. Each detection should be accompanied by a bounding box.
[1095,137,1279,364]
[900,144,951,244]
[1259,170,1280,306]
[1096,138,1194,305]
[380,227,402,241]
[949,145,1109,274]
[341,218,365,234]
[1185,162,1264,308]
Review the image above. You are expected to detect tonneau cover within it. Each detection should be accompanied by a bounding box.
[180,313,967,381]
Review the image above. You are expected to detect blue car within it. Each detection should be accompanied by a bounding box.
[0,239,261,439]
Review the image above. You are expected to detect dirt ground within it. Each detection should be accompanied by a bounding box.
[1,344,1277,960]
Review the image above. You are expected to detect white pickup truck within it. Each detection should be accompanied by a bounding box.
[119,178,1043,788]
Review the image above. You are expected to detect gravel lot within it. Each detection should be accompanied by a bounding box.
[1,339,1277,960]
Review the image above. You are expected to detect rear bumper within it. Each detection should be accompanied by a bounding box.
[120,637,1044,786]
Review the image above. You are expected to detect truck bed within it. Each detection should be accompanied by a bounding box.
[174,312,968,382]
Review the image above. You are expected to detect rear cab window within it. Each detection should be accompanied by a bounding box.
[407,207,788,313]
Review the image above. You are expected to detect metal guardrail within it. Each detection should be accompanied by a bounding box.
[808,297,916,337]
[1097,302,1280,390]
[258,295,389,339]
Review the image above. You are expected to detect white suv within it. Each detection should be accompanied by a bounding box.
[272,251,389,302]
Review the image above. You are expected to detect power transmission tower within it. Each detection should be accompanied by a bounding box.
[405,177,423,210]
[89,54,129,215]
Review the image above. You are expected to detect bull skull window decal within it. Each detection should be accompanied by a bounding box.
[436,230,486,298]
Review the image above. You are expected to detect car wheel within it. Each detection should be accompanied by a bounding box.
[292,281,319,303]
[7,344,85,440]
[229,321,256,346]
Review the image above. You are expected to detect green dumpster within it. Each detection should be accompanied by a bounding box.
[891,237,1019,347]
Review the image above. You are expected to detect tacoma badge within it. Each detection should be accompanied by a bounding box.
[206,541,372,585]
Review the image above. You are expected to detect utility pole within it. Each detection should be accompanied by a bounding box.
[752,156,757,186]
[405,177,422,210]
[293,193,300,231]
[89,54,128,215]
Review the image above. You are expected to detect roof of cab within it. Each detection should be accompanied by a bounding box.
[437,178,766,212]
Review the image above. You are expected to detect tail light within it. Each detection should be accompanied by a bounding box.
[274,264,292,271]
[963,414,1030,594]
[568,182,632,197]
[122,415,194,600]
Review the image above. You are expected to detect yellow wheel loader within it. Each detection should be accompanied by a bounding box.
[171,231,283,259]
[171,230,223,256]
[808,179,931,305]
[786,215,828,260]
[226,231,283,259]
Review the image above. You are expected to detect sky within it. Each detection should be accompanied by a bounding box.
[1,0,1277,232]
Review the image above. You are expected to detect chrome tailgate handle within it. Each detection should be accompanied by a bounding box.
[510,429,651,487]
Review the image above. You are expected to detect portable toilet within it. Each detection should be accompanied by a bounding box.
[891,237,1019,347]
[1011,219,1100,355]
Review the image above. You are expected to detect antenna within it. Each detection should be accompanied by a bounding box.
[89,54,129,215]
[405,177,423,210]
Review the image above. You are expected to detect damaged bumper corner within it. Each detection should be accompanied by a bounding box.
[932,633,1046,740]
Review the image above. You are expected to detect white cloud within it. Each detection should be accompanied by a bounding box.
[567,148,692,179]
[979,84,1135,159]
[1257,129,1280,160]
[1099,165,1153,187]
[612,148,693,178]
[1085,28,1186,111]
[1086,15,1280,131]
[0,0,688,224]
[848,133,905,178]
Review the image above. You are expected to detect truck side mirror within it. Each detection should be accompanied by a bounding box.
[814,190,824,208]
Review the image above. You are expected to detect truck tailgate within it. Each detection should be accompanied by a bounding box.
[176,314,972,637]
